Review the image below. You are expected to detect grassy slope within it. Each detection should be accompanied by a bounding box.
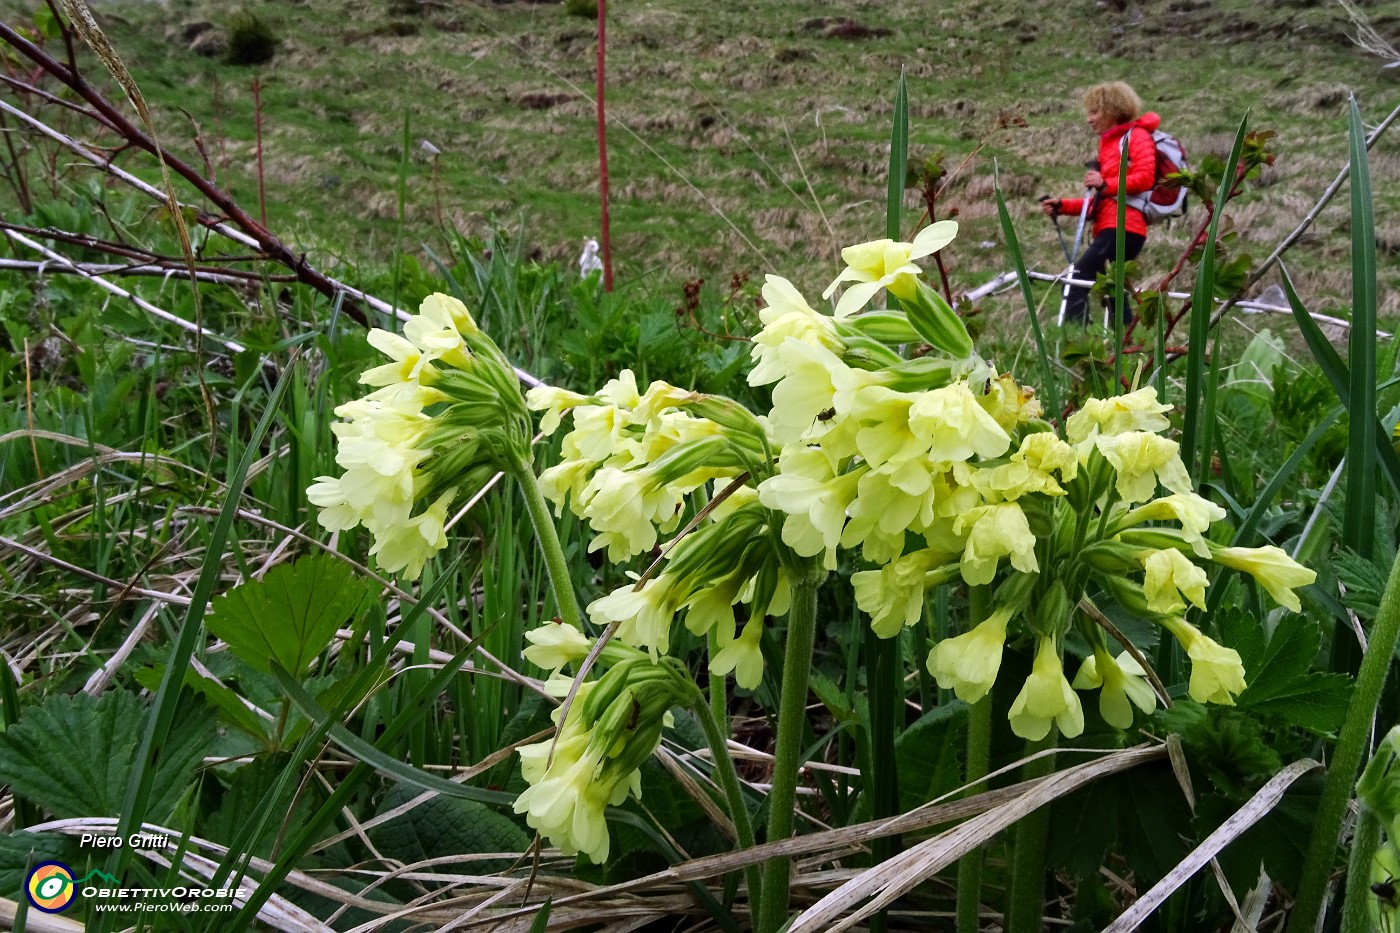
[1,0,1396,321]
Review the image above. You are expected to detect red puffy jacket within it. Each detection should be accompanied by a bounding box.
[1058,112,1160,238]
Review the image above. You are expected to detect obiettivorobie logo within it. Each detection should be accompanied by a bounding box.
[25,862,117,913]
[23,861,245,916]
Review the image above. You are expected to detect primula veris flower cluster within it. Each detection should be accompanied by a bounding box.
[313,224,1320,867]
[308,294,531,579]
[513,639,691,862]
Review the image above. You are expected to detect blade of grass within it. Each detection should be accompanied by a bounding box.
[1181,117,1248,481]
[993,161,1061,418]
[1278,264,1400,497]
[101,350,298,918]
[1341,94,1378,561]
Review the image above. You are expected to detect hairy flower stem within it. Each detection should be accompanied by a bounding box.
[1006,730,1057,933]
[758,572,821,933]
[508,454,585,631]
[957,588,993,933]
[1340,806,1383,933]
[957,696,993,933]
[692,686,763,928]
[1293,551,1400,931]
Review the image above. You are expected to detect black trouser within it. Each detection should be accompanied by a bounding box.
[1063,229,1146,326]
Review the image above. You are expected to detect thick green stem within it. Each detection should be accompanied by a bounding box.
[1006,730,1057,933]
[957,695,994,933]
[508,454,585,631]
[758,572,821,933]
[957,586,994,933]
[1340,807,1384,933]
[693,687,763,928]
[1293,551,1400,931]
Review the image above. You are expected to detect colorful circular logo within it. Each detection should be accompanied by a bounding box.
[25,861,76,913]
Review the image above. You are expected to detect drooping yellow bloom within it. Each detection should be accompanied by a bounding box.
[1093,432,1194,503]
[1123,492,1226,557]
[1008,637,1085,740]
[514,728,631,863]
[1066,386,1172,444]
[369,491,452,580]
[710,620,765,689]
[523,622,593,672]
[758,446,864,567]
[1072,647,1157,729]
[578,466,683,562]
[908,382,1013,464]
[526,384,591,436]
[927,605,1013,703]
[1162,616,1248,705]
[1211,545,1316,612]
[749,275,844,386]
[853,549,951,638]
[587,576,683,656]
[821,222,959,316]
[1140,547,1210,614]
[955,502,1039,585]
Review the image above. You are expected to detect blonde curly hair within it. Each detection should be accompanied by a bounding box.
[1083,82,1143,125]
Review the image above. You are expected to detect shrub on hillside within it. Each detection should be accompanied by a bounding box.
[563,0,598,19]
[225,11,278,66]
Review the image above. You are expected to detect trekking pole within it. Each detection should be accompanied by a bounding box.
[1039,195,1072,265]
[1056,192,1092,326]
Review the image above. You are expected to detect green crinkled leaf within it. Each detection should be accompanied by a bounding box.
[370,782,529,874]
[1048,764,1192,883]
[1226,613,1352,733]
[0,690,214,821]
[135,664,270,743]
[894,701,967,812]
[208,554,371,676]
[204,755,307,857]
[1335,547,1388,619]
[0,831,79,900]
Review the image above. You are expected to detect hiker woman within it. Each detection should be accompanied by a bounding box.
[1041,81,1160,326]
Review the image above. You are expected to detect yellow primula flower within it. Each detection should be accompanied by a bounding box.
[1065,387,1172,444]
[909,381,1013,464]
[955,502,1039,585]
[368,491,452,580]
[749,275,844,387]
[1210,545,1316,612]
[1140,547,1209,614]
[853,548,952,638]
[758,446,864,568]
[980,374,1044,431]
[579,466,683,562]
[526,384,591,436]
[928,605,1013,703]
[522,622,593,672]
[588,576,683,656]
[1162,617,1248,705]
[821,222,958,316]
[1072,647,1157,729]
[1123,492,1226,557]
[1008,637,1085,741]
[1093,432,1194,503]
[710,620,765,689]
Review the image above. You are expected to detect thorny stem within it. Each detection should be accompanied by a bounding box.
[757,569,821,933]
[1293,550,1400,931]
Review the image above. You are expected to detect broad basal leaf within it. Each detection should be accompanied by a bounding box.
[0,690,213,821]
[1335,547,1388,620]
[1226,612,1352,733]
[894,701,967,811]
[208,554,371,676]
[371,782,529,874]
